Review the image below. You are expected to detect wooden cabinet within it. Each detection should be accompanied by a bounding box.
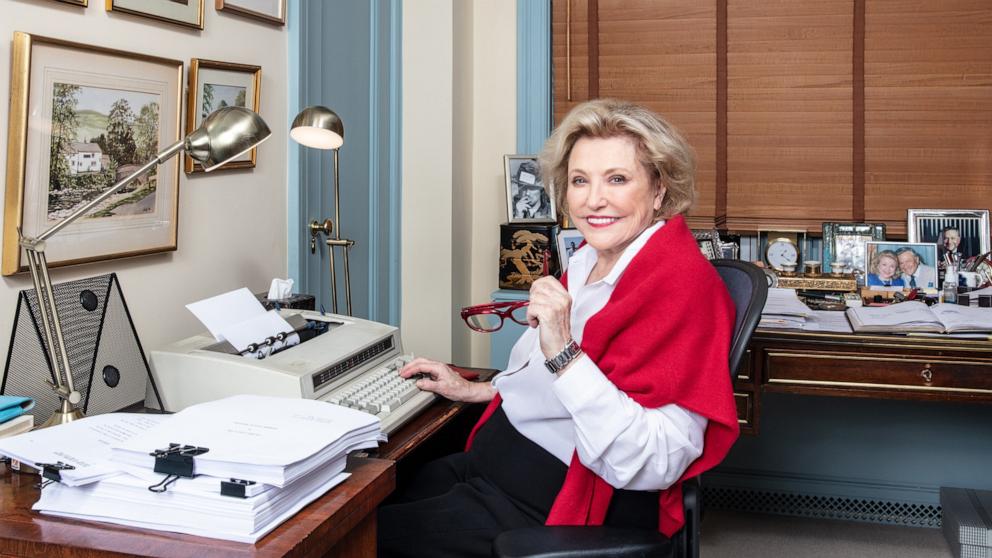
[552,0,992,234]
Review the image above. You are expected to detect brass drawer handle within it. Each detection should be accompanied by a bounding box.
[920,364,933,384]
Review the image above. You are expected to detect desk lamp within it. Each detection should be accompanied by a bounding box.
[290,105,354,315]
[19,106,271,428]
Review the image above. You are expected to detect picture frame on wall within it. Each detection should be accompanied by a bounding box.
[53,0,87,6]
[186,59,262,173]
[216,0,286,25]
[106,0,205,30]
[821,222,886,276]
[907,209,991,266]
[2,32,183,276]
[556,228,584,273]
[504,155,556,224]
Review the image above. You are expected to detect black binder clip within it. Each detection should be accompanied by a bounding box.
[35,461,75,489]
[220,478,257,498]
[147,443,209,493]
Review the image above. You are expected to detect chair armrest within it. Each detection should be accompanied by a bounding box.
[491,526,672,558]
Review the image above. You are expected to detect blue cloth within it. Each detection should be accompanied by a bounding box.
[0,395,34,423]
[866,274,905,287]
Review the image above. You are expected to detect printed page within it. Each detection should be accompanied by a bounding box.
[845,301,943,332]
[185,288,266,342]
[930,304,992,333]
[0,413,168,486]
[802,310,854,333]
[762,288,812,317]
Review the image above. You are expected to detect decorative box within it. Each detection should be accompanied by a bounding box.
[942,487,992,558]
[499,223,560,290]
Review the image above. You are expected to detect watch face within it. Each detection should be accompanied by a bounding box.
[766,239,798,271]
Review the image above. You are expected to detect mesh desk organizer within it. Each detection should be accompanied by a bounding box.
[2,273,162,423]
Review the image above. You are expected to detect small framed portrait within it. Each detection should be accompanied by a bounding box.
[106,0,205,29]
[907,209,991,267]
[504,155,556,224]
[821,222,886,275]
[556,228,585,273]
[865,241,939,291]
[216,0,287,25]
[185,58,262,173]
[692,229,722,260]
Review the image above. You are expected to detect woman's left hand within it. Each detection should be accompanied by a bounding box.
[527,276,573,359]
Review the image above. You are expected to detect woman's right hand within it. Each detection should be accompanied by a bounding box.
[398,357,496,403]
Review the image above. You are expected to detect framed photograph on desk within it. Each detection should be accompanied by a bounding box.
[556,228,584,273]
[2,32,183,276]
[822,222,886,276]
[865,241,939,290]
[907,209,990,266]
[504,155,556,224]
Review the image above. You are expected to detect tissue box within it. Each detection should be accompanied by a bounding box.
[499,223,561,290]
[255,292,316,312]
[942,487,992,558]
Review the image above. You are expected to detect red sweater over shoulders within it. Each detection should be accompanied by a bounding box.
[466,215,738,536]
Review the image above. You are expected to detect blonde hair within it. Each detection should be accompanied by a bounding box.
[870,250,900,276]
[538,99,696,221]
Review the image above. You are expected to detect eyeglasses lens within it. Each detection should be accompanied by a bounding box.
[509,305,529,325]
[466,313,502,332]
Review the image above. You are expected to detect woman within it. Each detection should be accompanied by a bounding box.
[378,99,738,557]
[867,250,905,287]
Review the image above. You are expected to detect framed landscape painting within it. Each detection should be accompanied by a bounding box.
[106,0,205,30]
[2,32,183,276]
[216,0,286,25]
[186,58,261,173]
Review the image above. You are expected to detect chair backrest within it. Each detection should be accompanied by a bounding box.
[710,259,768,381]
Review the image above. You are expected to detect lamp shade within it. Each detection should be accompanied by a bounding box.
[290,105,345,150]
[185,106,272,172]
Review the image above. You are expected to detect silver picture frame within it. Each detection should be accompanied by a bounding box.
[907,209,990,265]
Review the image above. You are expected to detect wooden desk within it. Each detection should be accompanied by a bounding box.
[737,328,992,434]
[0,458,394,558]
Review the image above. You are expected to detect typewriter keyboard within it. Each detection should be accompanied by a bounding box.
[325,355,436,435]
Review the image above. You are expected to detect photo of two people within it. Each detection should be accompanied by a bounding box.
[865,242,939,290]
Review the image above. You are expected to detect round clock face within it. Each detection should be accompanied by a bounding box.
[766,238,798,271]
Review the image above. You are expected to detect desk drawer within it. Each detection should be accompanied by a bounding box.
[735,392,753,426]
[765,350,992,395]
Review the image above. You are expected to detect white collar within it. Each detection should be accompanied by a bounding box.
[569,220,665,288]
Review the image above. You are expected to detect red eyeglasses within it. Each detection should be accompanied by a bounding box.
[460,300,530,332]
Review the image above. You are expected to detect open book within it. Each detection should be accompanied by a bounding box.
[846,302,992,334]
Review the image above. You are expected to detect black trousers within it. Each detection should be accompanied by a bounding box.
[377,406,661,557]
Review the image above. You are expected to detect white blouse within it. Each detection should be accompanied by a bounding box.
[492,221,708,491]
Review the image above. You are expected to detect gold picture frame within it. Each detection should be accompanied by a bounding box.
[54,0,88,6]
[106,0,205,30]
[2,31,183,276]
[185,58,262,173]
[216,0,286,25]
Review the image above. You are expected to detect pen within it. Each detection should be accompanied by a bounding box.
[799,291,843,301]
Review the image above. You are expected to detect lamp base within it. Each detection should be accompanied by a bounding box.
[38,400,84,429]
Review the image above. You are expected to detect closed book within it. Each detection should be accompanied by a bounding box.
[0,414,33,439]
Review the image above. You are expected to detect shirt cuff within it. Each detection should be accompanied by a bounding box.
[551,355,615,411]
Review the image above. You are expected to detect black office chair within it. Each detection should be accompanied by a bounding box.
[492,259,768,558]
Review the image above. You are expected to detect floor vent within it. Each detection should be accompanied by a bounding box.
[702,486,942,528]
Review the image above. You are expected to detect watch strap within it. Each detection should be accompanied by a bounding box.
[544,339,583,374]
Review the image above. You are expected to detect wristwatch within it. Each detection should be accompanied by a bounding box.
[544,339,583,374]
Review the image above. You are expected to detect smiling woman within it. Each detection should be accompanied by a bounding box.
[377,100,738,558]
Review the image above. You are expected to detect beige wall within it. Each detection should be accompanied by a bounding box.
[0,4,288,370]
[402,0,517,367]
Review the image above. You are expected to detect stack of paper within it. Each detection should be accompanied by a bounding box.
[0,395,384,543]
[0,414,33,439]
[759,288,812,329]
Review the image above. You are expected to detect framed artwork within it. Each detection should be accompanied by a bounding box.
[2,32,183,276]
[186,59,261,173]
[821,222,886,275]
[216,0,286,25]
[504,155,556,224]
[907,209,991,267]
[556,228,585,273]
[865,241,939,291]
[106,0,205,29]
[53,0,87,5]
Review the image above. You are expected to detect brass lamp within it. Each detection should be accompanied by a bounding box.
[291,105,354,315]
[20,106,271,428]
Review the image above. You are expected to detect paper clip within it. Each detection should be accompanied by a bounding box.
[35,461,76,489]
[148,443,209,493]
[220,478,257,498]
